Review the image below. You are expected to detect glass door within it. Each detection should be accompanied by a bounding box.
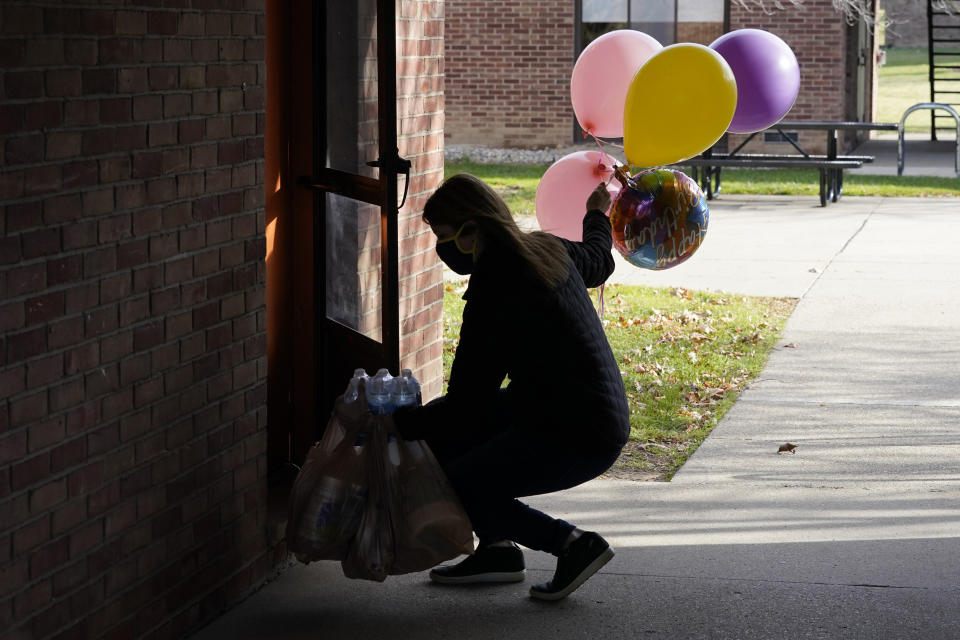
[296,0,404,457]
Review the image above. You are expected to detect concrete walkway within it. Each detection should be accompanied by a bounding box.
[192,189,960,638]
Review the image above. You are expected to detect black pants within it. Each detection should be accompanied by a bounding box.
[424,393,622,557]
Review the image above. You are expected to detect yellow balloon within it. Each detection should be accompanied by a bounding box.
[623,43,737,168]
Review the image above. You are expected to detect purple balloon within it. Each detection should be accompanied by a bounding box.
[710,29,800,134]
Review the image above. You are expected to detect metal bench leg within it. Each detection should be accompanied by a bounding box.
[819,169,828,207]
[714,167,723,196]
[832,169,843,202]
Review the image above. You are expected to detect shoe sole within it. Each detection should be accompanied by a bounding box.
[529,546,615,601]
[429,570,526,585]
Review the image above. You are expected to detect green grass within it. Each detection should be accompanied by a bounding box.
[443,160,549,217]
[442,281,795,480]
[447,159,960,203]
[679,167,960,198]
[877,47,933,132]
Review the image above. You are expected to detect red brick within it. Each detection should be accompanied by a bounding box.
[20,227,61,260]
[26,352,63,388]
[148,66,178,90]
[47,315,83,349]
[51,434,86,474]
[162,147,190,173]
[12,452,50,491]
[83,68,116,94]
[84,304,119,338]
[64,38,98,65]
[194,38,219,61]
[133,94,163,122]
[101,272,132,303]
[116,183,146,210]
[0,104,24,135]
[5,71,44,98]
[23,164,62,196]
[62,159,99,190]
[193,90,219,115]
[14,515,51,555]
[163,37,191,62]
[149,11,179,35]
[118,67,150,93]
[29,477,68,512]
[52,559,87,597]
[68,520,102,557]
[7,327,47,365]
[4,5,43,33]
[83,245,117,277]
[47,254,83,285]
[46,132,82,160]
[64,342,99,376]
[117,239,149,269]
[14,577,52,620]
[163,93,191,118]
[46,68,82,97]
[6,133,45,164]
[8,263,45,296]
[99,38,142,64]
[99,213,132,242]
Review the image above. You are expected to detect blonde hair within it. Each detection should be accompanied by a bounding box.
[423,174,569,289]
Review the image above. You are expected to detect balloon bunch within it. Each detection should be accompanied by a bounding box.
[535,28,800,270]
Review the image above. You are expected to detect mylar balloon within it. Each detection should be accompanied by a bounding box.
[609,168,708,270]
[710,29,800,134]
[571,30,662,139]
[535,151,620,242]
[623,43,737,168]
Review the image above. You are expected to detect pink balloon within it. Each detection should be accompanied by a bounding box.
[571,30,663,139]
[535,151,621,242]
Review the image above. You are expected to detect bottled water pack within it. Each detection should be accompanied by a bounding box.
[344,367,421,415]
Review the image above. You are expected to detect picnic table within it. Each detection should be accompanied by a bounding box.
[672,120,901,206]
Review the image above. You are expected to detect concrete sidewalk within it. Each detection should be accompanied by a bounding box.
[191,195,960,639]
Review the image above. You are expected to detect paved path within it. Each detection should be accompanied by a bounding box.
[191,196,960,639]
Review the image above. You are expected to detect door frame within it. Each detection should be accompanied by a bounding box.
[266,0,402,470]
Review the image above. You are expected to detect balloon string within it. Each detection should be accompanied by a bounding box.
[597,283,606,317]
[583,130,623,187]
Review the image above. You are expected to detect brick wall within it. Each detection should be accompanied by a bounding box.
[0,2,278,638]
[728,0,849,154]
[444,0,575,148]
[677,22,724,46]
[397,0,446,402]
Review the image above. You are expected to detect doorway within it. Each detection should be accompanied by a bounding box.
[266,0,405,471]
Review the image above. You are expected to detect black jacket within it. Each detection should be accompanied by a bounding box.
[397,210,629,452]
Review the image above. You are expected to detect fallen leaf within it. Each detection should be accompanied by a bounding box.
[783,342,798,348]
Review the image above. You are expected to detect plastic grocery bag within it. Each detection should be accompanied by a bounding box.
[387,434,475,575]
[286,394,370,563]
[288,380,474,580]
[343,420,475,580]
[341,423,396,581]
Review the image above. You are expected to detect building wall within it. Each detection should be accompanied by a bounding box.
[728,0,851,154]
[397,0,446,402]
[443,0,575,148]
[1,0,447,636]
[0,2,269,638]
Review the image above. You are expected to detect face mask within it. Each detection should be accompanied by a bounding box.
[435,222,477,275]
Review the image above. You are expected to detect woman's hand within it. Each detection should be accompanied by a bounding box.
[585,182,611,214]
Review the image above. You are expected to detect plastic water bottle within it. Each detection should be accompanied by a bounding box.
[366,368,395,414]
[343,368,369,404]
[394,368,422,409]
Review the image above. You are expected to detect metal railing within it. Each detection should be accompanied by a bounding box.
[898,102,960,176]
